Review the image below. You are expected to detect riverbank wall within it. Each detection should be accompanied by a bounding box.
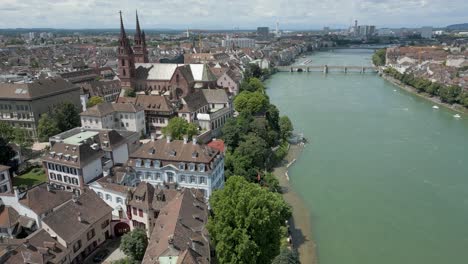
[381,73,468,115]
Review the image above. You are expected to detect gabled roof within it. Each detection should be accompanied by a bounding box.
[42,189,112,244]
[189,64,217,82]
[201,89,229,104]
[0,77,78,100]
[42,142,104,168]
[0,205,19,228]
[135,63,181,81]
[18,183,73,216]
[135,95,174,113]
[80,102,144,117]
[180,91,208,113]
[142,189,210,264]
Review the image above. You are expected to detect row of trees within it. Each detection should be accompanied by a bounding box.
[384,67,468,107]
[209,72,298,263]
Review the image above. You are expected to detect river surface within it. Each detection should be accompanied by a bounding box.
[265,49,468,264]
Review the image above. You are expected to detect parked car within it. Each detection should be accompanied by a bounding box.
[93,249,110,263]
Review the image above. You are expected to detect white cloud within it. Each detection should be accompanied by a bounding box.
[0,0,466,29]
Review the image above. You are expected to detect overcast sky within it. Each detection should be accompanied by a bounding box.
[0,0,466,30]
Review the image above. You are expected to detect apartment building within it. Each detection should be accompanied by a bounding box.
[0,77,80,140]
[0,166,12,194]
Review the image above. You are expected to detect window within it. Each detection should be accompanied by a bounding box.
[64,176,69,183]
[180,175,186,182]
[190,176,196,184]
[101,219,110,229]
[155,173,161,180]
[105,194,112,202]
[179,163,185,170]
[199,177,206,185]
[166,172,174,183]
[189,164,195,171]
[57,174,62,181]
[50,173,56,180]
[87,228,95,240]
[116,197,123,204]
[73,240,82,253]
[98,192,103,198]
[133,207,137,215]
[146,172,152,180]
[138,209,143,217]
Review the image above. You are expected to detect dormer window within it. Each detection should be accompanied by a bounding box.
[57,153,63,159]
[135,159,142,167]
[64,154,70,161]
[154,160,160,168]
[192,151,198,158]
[189,163,195,171]
[178,163,185,170]
[49,151,56,158]
[199,164,205,172]
[145,159,151,168]
[169,150,176,157]
[148,148,155,155]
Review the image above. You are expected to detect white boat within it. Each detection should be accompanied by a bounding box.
[454,114,461,119]
[432,105,439,109]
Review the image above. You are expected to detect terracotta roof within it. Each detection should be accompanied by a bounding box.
[1,229,68,264]
[207,140,225,153]
[135,95,174,113]
[0,77,78,100]
[42,189,112,244]
[142,189,210,264]
[18,183,73,216]
[0,205,19,228]
[128,139,220,169]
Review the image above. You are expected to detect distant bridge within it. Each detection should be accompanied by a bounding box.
[276,65,379,73]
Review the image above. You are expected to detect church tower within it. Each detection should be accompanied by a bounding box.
[134,11,149,63]
[118,11,136,88]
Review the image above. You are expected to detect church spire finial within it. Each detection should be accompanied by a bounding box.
[136,10,142,36]
[119,10,127,39]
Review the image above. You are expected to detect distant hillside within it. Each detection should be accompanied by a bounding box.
[446,23,468,30]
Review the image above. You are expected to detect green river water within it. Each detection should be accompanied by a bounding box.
[265,49,468,264]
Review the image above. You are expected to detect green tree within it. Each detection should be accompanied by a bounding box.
[221,118,242,150]
[372,48,386,66]
[248,63,263,79]
[279,116,294,140]
[37,113,60,142]
[86,96,104,108]
[53,102,81,132]
[208,176,292,264]
[0,137,16,166]
[161,117,198,140]
[0,121,14,142]
[272,248,301,264]
[234,91,269,114]
[439,85,461,104]
[120,229,148,261]
[232,134,271,180]
[112,258,136,264]
[125,89,137,97]
[248,77,266,93]
[12,128,33,162]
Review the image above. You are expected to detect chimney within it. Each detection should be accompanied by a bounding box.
[192,136,198,145]
[46,184,51,192]
[72,194,79,203]
[183,135,188,144]
[166,135,172,143]
[77,212,83,223]
[23,239,30,249]
[151,134,155,142]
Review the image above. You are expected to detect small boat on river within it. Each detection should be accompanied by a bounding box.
[432,105,439,109]
[454,114,461,119]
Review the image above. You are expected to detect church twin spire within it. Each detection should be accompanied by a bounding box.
[119,10,148,63]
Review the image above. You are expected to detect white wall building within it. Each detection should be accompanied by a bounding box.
[127,137,224,200]
[80,102,146,135]
[0,165,12,194]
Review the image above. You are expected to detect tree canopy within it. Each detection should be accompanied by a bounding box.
[37,113,60,142]
[125,89,137,97]
[54,102,81,132]
[161,117,198,140]
[0,137,16,166]
[86,96,104,108]
[272,248,301,264]
[208,176,292,264]
[234,91,269,114]
[120,229,148,261]
[279,116,294,140]
[372,48,386,66]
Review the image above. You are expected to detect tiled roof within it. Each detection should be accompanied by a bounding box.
[136,63,181,81]
[0,205,19,228]
[42,142,104,168]
[201,89,229,104]
[80,102,143,117]
[135,95,174,113]
[18,183,73,216]
[0,77,78,100]
[42,189,112,244]
[142,189,210,264]
[180,91,208,113]
[128,139,219,167]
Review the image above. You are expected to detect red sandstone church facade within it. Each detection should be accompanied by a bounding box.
[118,12,217,99]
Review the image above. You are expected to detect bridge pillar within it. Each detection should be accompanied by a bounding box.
[323,65,328,74]
[361,67,365,74]
[290,67,293,73]
[344,67,347,74]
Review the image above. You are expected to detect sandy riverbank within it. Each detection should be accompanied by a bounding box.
[381,74,468,115]
[273,144,317,264]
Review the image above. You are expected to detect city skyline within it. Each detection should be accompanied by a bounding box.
[0,0,467,30]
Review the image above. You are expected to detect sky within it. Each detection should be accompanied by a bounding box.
[0,0,467,30]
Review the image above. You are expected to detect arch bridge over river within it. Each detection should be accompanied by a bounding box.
[276,65,379,73]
